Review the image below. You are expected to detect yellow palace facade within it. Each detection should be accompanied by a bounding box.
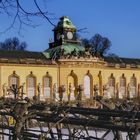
[0,16,140,101]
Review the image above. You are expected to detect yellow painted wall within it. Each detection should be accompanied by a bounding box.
[59,64,140,97]
[1,62,140,98]
[59,67,101,86]
[0,64,58,96]
[0,66,1,96]
[102,67,140,85]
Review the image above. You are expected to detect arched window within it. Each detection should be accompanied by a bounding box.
[8,71,19,98]
[9,74,19,87]
[27,72,36,98]
[130,74,137,98]
[119,74,126,98]
[98,71,102,96]
[84,75,91,98]
[108,73,115,98]
[43,73,52,99]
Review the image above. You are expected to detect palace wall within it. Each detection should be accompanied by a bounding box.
[59,63,140,98]
[0,64,58,97]
[0,62,140,99]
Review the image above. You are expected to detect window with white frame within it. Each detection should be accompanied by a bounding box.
[130,74,136,98]
[27,76,36,98]
[84,75,90,98]
[108,74,115,98]
[9,75,19,87]
[9,74,19,98]
[43,76,51,98]
[119,75,126,98]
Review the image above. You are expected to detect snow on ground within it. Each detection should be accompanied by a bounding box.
[1,128,140,140]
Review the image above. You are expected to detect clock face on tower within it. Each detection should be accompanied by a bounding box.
[67,31,73,40]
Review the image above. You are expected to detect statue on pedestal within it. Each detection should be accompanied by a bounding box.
[59,85,66,101]
[68,83,75,101]
[77,84,84,101]
[37,83,42,101]
[103,84,111,99]
[2,83,8,97]
[53,83,58,101]
[94,84,99,96]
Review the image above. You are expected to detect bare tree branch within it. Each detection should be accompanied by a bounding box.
[34,0,55,26]
[0,0,55,34]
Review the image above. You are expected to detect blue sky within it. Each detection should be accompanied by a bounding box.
[0,0,140,58]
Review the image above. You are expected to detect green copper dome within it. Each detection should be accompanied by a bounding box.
[54,16,76,30]
[44,43,85,59]
[43,16,86,60]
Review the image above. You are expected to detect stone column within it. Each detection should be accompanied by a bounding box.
[94,84,99,97]
[127,83,130,99]
[116,82,119,99]
[138,84,140,99]
[98,71,102,96]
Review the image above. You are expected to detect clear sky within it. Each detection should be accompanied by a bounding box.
[0,0,140,58]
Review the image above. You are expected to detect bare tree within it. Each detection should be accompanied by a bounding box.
[0,0,55,33]
[0,37,27,50]
[82,34,111,57]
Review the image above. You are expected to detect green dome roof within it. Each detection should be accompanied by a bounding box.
[54,16,76,30]
[44,43,85,59]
